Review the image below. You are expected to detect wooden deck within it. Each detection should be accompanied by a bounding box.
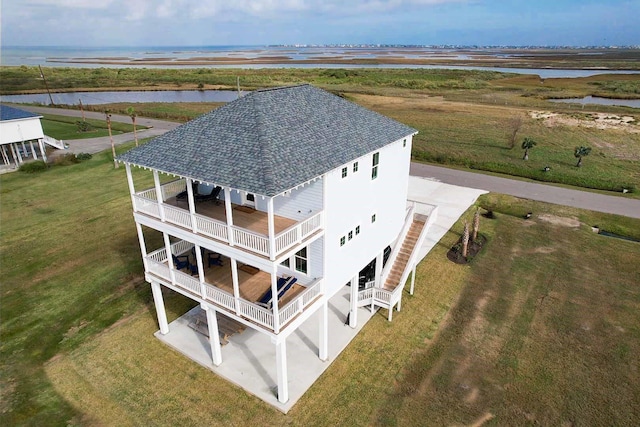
[175,251,304,306]
[168,196,296,236]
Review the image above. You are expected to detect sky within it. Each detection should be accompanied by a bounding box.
[1,0,639,47]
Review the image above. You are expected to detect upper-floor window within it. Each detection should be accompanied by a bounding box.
[355,225,360,235]
[341,167,348,178]
[295,247,308,274]
[371,152,379,180]
[340,236,346,246]
[353,162,359,172]
[348,230,353,241]
[371,214,376,223]
[403,139,407,148]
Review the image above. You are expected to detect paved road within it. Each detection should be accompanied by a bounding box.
[11,105,640,219]
[411,163,640,219]
[9,104,180,155]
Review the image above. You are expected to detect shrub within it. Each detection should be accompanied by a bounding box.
[75,152,92,161]
[19,160,47,173]
[76,120,94,132]
[53,153,80,166]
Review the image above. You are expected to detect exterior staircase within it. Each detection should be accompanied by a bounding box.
[42,135,67,150]
[383,219,425,291]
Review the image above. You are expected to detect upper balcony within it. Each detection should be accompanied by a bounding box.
[130,178,324,260]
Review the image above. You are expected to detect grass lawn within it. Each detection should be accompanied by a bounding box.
[2,145,638,425]
[41,113,141,140]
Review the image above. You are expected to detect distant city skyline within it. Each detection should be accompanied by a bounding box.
[2,1,639,48]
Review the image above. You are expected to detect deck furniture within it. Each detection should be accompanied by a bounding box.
[257,276,297,309]
[172,254,190,271]
[207,252,223,267]
[195,184,222,203]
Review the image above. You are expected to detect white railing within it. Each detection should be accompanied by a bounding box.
[148,259,171,278]
[238,300,274,329]
[278,278,323,327]
[133,194,160,217]
[43,135,66,150]
[161,179,186,200]
[195,214,229,242]
[233,228,270,256]
[274,211,323,253]
[164,204,193,229]
[137,187,157,201]
[174,270,200,294]
[204,284,236,311]
[380,204,415,286]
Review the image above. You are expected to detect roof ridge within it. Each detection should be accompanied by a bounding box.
[255,83,309,93]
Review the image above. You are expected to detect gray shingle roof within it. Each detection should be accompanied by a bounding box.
[0,105,41,121]
[118,84,417,197]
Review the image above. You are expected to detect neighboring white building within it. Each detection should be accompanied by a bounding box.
[0,104,67,169]
[119,84,436,404]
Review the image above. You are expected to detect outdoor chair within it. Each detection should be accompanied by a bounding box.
[207,252,223,267]
[257,276,297,309]
[172,254,190,271]
[195,183,222,203]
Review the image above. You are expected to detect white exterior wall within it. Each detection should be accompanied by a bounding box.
[0,118,44,145]
[322,135,413,297]
[273,179,323,222]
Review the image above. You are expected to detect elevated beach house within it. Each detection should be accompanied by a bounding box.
[118,84,435,405]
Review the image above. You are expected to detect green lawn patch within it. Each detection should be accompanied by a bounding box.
[41,113,142,140]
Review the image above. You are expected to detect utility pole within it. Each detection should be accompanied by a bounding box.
[39,65,55,106]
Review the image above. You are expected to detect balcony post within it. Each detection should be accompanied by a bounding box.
[230,259,241,315]
[38,139,47,163]
[124,163,137,212]
[162,232,176,285]
[135,223,149,271]
[203,304,222,366]
[271,265,280,334]
[186,178,198,233]
[409,265,416,295]
[374,251,383,287]
[153,170,166,221]
[267,197,276,260]
[224,188,235,246]
[194,244,206,299]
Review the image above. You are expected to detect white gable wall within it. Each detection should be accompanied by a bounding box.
[0,118,44,145]
[273,179,323,222]
[322,135,413,297]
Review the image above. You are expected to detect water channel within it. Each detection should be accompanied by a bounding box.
[550,96,640,109]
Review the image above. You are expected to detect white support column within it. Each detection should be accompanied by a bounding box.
[186,178,198,233]
[224,188,235,245]
[151,281,169,334]
[374,252,384,287]
[1,145,10,165]
[162,232,177,284]
[409,265,416,295]
[29,141,37,160]
[135,223,149,270]
[14,143,23,163]
[153,170,166,221]
[271,265,280,334]
[194,244,206,298]
[9,143,19,167]
[273,337,289,403]
[267,197,276,260]
[319,300,328,361]
[349,276,358,328]
[21,141,28,159]
[125,163,137,211]
[204,304,222,366]
[230,258,241,315]
[38,139,47,163]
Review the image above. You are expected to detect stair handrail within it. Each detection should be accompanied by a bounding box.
[379,202,415,287]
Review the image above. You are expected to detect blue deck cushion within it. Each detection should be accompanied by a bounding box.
[118,84,416,197]
[257,276,297,308]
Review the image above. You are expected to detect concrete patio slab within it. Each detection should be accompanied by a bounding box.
[155,175,486,413]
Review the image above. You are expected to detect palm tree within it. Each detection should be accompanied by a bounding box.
[521,137,537,160]
[462,221,470,258]
[574,146,592,167]
[126,107,138,147]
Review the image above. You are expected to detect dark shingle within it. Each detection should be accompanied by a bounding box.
[0,105,41,121]
[119,84,416,197]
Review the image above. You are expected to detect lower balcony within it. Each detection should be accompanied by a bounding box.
[145,240,323,333]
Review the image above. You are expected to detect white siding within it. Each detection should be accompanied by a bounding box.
[322,135,413,296]
[0,118,45,145]
[273,178,323,221]
[308,237,323,279]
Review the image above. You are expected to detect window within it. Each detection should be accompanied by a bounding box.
[341,167,348,178]
[403,139,407,148]
[371,152,379,180]
[295,247,307,274]
[340,236,346,246]
[355,225,360,235]
[371,214,376,223]
[281,258,290,268]
[353,161,359,172]
[348,231,353,241]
